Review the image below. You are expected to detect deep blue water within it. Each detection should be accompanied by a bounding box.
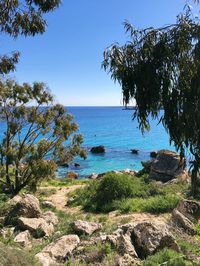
[57,107,175,177]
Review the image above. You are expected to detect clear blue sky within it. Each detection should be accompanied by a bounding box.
[2,0,197,106]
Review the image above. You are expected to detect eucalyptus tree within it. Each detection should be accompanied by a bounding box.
[0,0,61,74]
[103,5,200,196]
[0,79,86,195]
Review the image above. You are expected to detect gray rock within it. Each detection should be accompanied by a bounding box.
[177,199,200,222]
[130,222,179,258]
[42,211,59,225]
[72,220,102,235]
[18,217,54,238]
[149,150,186,182]
[106,229,138,258]
[36,235,80,265]
[119,222,179,259]
[172,209,196,235]
[5,194,42,225]
[14,230,32,247]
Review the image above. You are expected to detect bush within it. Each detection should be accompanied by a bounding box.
[70,173,185,214]
[143,248,193,266]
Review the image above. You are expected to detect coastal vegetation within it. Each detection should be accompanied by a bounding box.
[69,172,185,214]
[1,0,200,266]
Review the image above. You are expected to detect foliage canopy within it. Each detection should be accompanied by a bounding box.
[0,79,86,195]
[103,5,200,196]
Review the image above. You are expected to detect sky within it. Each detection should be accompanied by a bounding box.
[1,0,198,106]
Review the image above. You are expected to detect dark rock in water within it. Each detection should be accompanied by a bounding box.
[90,145,105,154]
[66,171,78,179]
[150,151,158,158]
[149,150,186,182]
[74,163,80,167]
[57,161,69,168]
[131,149,139,154]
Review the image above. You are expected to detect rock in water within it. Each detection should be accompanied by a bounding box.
[131,149,139,154]
[149,150,186,182]
[72,220,102,235]
[66,171,78,179]
[36,235,80,265]
[90,145,105,154]
[150,151,158,158]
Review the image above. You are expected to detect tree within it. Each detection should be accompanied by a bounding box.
[0,0,61,74]
[103,4,200,197]
[0,79,86,195]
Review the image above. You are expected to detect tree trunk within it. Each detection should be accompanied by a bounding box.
[191,165,200,197]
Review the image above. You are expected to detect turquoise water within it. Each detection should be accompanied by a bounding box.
[58,107,175,177]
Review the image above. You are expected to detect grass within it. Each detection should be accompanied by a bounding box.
[0,242,39,266]
[143,248,195,266]
[42,178,89,187]
[69,172,188,214]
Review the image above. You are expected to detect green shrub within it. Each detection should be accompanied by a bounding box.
[72,173,153,212]
[70,173,186,214]
[143,248,193,266]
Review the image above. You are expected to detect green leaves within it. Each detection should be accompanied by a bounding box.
[0,79,86,195]
[103,7,200,196]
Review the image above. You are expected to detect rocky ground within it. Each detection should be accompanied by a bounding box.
[0,150,200,265]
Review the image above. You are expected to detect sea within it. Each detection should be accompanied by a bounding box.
[57,107,175,178]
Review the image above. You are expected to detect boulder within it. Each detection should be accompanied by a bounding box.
[36,235,80,265]
[150,151,158,158]
[42,211,59,225]
[172,209,196,235]
[41,201,56,209]
[66,171,78,179]
[18,217,54,238]
[14,230,32,247]
[106,229,138,258]
[90,146,105,154]
[5,194,42,225]
[131,149,139,154]
[130,222,179,258]
[177,199,200,222]
[149,150,186,182]
[119,222,179,259]
[88,173,98,180]
[74,163,80,167]
[72,220,102,235]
